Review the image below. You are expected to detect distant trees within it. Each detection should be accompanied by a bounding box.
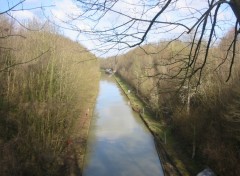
[76,0,239,82]
[100,27,240,175]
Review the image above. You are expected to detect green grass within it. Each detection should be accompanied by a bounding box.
[114,75,164,135]
[114,74,202,176]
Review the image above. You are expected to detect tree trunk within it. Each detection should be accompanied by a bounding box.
[187,91,191,115]
[230,0,240,23]
[192,125,196,159]
[187,79,191,115]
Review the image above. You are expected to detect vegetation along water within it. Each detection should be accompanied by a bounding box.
[1,1,240,175]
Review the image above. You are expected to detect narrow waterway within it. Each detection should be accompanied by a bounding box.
[83,76,164,176]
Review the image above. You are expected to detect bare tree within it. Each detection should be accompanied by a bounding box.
[0,1,55,72]
[72,0,239,83]
[2,0,239,81]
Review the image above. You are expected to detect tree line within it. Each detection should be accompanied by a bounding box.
[0,16,100,175]
[101,28,240,175]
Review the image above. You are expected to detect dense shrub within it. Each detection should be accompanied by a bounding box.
[0,17,100,175]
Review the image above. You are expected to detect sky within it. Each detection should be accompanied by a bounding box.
[0,0,236,57]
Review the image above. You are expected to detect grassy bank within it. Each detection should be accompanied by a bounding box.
[114,74,202,176]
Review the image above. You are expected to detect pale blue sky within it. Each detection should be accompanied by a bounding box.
[0,0,236,57]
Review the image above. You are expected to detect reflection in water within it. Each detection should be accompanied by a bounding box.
[83,76,164,176]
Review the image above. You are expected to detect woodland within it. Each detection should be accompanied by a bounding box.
[1,0,240,175]
[0,16,100,175]
[101,28,240,175]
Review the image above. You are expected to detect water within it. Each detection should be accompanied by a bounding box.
[83,76,164,176]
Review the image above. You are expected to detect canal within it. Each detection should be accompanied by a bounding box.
[83,76,164,176]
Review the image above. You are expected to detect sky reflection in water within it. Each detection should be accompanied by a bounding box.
[83,77,164,176]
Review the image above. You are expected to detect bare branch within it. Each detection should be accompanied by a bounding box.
[0,48,50,72]
[226,20,239,81]
[0,0,25,15]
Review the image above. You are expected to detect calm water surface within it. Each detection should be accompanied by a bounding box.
[83,76,164,176]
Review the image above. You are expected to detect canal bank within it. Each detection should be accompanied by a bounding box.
[61,100,99,175]
[113,74,191,176]
[83,75,164,176]
[61,77,100,175]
